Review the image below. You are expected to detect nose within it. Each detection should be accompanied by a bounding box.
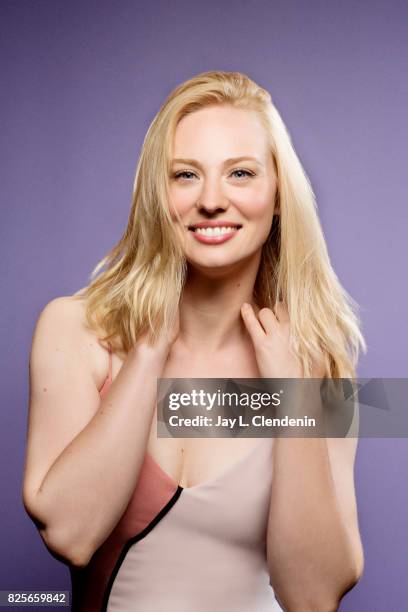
[196,176,229,214]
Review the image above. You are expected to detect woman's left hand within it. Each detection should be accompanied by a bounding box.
[240,302,325,379]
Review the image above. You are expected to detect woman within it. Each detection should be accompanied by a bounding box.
[22,71,366,611]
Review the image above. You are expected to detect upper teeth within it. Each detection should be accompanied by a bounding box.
[194,226,239,236]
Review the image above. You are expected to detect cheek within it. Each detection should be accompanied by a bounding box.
[168,188,194,221]
[237,186,275,220]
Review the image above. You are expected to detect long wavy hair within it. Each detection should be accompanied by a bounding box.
[75,70,366,378]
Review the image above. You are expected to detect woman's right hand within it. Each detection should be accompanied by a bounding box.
[136,306,180,358]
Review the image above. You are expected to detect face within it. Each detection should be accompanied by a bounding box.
[168,104,278,274]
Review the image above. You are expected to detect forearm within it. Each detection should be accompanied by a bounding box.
[29,344,168,565]
[267,435,359,611]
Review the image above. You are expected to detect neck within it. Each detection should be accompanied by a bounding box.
[177,252,261,354]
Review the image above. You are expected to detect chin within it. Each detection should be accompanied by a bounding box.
[186,254,254,274]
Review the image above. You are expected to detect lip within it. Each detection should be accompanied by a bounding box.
[187,220,242,229]
[189,226,241,245]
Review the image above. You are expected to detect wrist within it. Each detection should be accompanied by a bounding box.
[132,340,171,363]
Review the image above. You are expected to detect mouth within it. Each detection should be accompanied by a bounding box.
[186,223,242,245]
[187,224,242,237]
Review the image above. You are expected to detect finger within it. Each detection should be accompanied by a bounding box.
[241,303,266,345]
[257,307,279,334]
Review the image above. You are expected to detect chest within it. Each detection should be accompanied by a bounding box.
[147,344,262,489]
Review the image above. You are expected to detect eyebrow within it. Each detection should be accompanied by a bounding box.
[171,156,264,168]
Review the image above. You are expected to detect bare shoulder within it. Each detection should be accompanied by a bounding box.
[31,292,110,391]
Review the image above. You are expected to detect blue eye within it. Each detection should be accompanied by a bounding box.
[173,171,197,180]
[231,169,255,179]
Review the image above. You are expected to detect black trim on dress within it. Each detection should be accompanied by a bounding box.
[101,485,183,611]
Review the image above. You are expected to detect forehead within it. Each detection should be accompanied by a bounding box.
[172,105,270,159]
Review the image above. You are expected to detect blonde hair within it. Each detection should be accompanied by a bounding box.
[75,70,366,378]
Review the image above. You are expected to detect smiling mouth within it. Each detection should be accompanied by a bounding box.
[188,225,242,236]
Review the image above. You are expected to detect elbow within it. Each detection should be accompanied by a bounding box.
[270,558,364,612]
[272,593,344,612]
[273,593,340,612]
[338,554,364,598]
[40,524,94,568]
[352,544,365,584]
[318,556,366,611]
[22,488,94,569]
[339,537,365,592]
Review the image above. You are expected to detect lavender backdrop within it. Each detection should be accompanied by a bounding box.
[1,0,407,609]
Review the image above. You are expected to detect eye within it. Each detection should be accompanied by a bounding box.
[230,169,255,180]
[172,171,197,181]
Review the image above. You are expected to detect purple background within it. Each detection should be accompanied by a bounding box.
[1,0,407,609]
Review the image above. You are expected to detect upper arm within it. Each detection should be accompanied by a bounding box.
[326,396,364,578]
[22,297,102,517]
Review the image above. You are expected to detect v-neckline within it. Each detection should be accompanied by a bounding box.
[99,374,269,492]
[145,440,267,492]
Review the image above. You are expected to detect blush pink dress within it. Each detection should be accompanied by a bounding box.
[69,346,283,611]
